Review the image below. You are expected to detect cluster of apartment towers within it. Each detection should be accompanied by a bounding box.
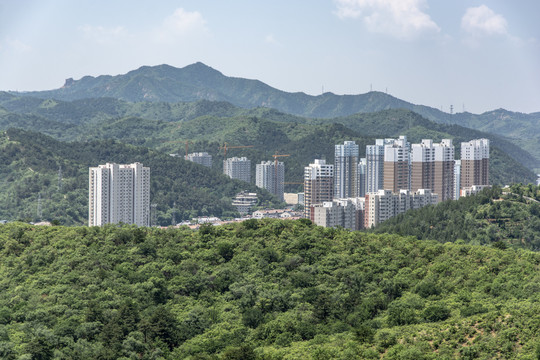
[88,137,489,229]
[306,136,489,230]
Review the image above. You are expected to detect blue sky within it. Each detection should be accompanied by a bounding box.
[0,0,539,114]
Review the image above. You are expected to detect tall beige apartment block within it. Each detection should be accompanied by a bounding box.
[411,139,455,202]
[383,136,410,192]
[460,139,489,190]
[304,159,334,220]
[89,162,150,226]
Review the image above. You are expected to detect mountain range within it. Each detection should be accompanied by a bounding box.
[8,62,539,168]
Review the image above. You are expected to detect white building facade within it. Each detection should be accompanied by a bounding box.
[89,162,150,227]
[256,161,285,201]
[334,141,359,198]
[223,157,251,183]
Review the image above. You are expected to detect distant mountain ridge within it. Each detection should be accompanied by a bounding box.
[4,63,455,118]
[9,62,540,167]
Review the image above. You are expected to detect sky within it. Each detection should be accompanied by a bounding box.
[0,0,539,114]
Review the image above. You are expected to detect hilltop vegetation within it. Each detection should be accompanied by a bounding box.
[373,185,540,251]
[0,220,539,359]
[0,129,282,225]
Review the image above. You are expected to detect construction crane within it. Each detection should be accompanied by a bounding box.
[219,143,254,158]
[184,140,190,159]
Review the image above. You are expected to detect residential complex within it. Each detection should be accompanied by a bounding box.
[223,157,251,183]
[334,141,359,198]
[89,162,150,227]
[256,161,285,201]
[185,152,212,167]
[304,159,334,220]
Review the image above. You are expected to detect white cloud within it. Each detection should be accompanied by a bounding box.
[265,34,280,45]
[461,5,507,36]
[79,25,127,44]
[156,8,208,43]
[1,37,32,53]
[334,0,440,39]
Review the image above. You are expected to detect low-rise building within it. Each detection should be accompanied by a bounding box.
[460,185,490,197]
[311,198,365,231]
[232,191,258,215]
[364,189,438,228]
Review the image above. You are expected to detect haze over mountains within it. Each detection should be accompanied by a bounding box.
[8,62,539,167]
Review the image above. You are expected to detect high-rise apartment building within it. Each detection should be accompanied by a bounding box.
[304,159,334,220]
[334,141,359,198]
[411,139,455,202]
[223,157,251,183]
[454,160,461,200]
[411,139,435,193]
[185,152,212,167]
[433,139,455,202]
[89,162,150,227]
[366,139,392,193]
[460,139,489,190]
[256,161,285,201]
[383,136,410,192]
[357,158,367,197]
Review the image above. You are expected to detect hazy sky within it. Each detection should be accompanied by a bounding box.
[1,0,539,114]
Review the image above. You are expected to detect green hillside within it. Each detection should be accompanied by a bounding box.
[0,220,538,359]
[0,129,282,225]
[5,62,539,168]
[372,185,540,251]
[0,96,536,186]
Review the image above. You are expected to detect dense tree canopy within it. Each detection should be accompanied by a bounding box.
[373,185,540,251]
[0,220,538,359]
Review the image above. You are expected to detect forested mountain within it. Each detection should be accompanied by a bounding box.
[0,129,282,225]
[0,95,536,186]
[372,185,540,251]
[0,220,538,359]
[5,62,539,166]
